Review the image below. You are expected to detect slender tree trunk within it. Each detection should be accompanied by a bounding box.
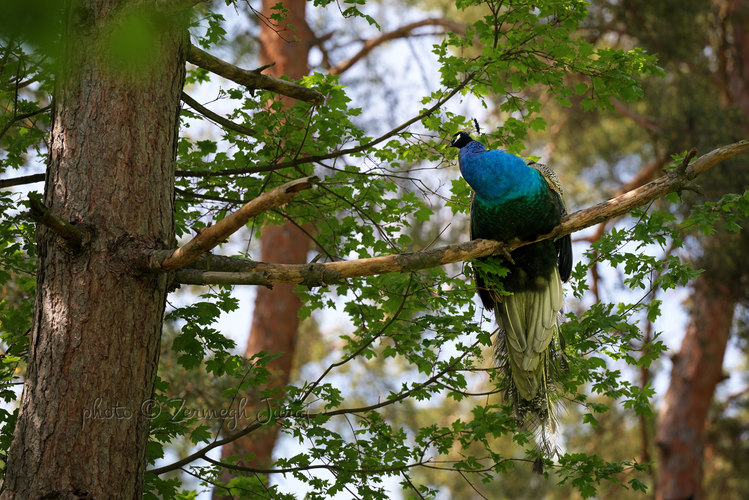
[655,276,737,500]
[0,2,187,499]
[725,0,749,114]
[216,225,310,471]
[214,0,313,491]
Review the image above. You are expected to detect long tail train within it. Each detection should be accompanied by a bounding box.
[491,266,567,474]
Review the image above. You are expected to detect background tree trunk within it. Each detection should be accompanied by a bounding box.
[655,276,738,500]
[215,0,314,490]
[0,3,187,498]
[655,1,749,498]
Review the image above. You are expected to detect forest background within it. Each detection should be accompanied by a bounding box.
[1,0,749,499]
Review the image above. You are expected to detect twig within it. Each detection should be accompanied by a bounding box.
[181,92,256,136]
[0,104,51,141]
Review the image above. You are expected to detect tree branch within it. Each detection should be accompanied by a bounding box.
[328,19,466,75]
[27,194,88,252]
[145,176,319,272]
[0,104,51,141]
[0,173,45,189]
[181,92,256,136]
[187,45,323,105]
[609,97,664,135]
[170,141,749,287]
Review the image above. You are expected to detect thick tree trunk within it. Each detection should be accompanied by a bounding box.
[214,0,313,491]
[0,2,187,499]
[655,276,738,500]
[655,2,749,498]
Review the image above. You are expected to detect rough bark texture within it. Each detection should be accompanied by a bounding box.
[0,2,187,499]
[214,0,313,492]
[655,276,738,500]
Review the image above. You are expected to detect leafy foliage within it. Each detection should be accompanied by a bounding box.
[0,0,746,498]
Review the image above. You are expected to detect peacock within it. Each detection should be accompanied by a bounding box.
[450,130,572,473]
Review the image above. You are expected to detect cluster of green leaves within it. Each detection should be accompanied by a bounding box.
[0,36,53,471]
[177,70,455,263]
[0,193,34,461]
[165,288,239,371]
[257,269,505,498]
[0,40,52,170]
[434,0,664,153]
[682,190,749,237]
[556,453,649,497]
[551,194,722,458]
[144,348,279,500]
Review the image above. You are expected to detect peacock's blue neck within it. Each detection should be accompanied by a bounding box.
[458,141,543,203]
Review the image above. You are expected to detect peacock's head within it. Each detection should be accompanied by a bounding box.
[450,131,473,148]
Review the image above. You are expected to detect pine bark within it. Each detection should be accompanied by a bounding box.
[0,2,187,499]
[655,276,737,500]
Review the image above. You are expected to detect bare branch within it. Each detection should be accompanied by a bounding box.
[187,45,323,105]
[149,176,319,271]
[181,92,256,136]
[609,97,664,135]
[329,19,466,76]
[0,173,45,189]
[170,141,749,287]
